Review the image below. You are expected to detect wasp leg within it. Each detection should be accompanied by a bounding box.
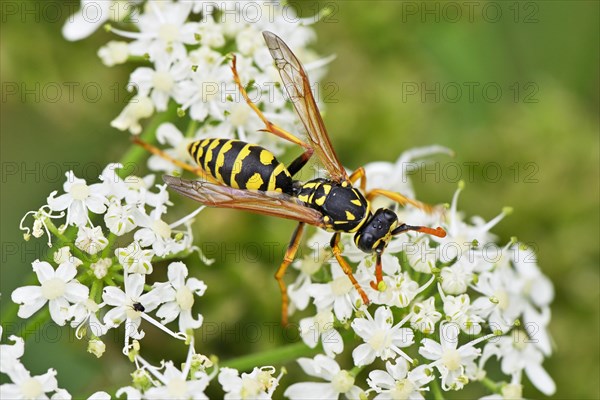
[370,253,384,290]
[330,233,370,306]
[276,222,305,326]
[286,148,314,177]
[348,167,367,193]
[231,55,312,150]
[366,189,435,214]
[132,136,219,183]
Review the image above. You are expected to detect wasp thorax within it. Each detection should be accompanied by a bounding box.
[354,208,399,253]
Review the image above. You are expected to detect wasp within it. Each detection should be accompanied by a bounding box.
[136,31,446,325]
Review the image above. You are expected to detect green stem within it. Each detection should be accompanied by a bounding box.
[221,340,320,371]
[431,377,444,400]
[481,377,500,393]
[185,119,198,137]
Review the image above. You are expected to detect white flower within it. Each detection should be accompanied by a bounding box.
[284,354,363,400]
[147,123,193,173]
[440,261,473,295]
[367,359,434,400]
[218,366,281,400]
[53,246,83,267]
[116,241,155,275]
[75,226,109,255]
[442,294,484,335]
[410,297,442,334]
[47,171,108,226]
[433,184,510,263]
[68,298,108,338]
[98,40,130,66]
[512,244,554,355]
[130,55,190,111]
[11,260,89,326]
[104,201,138,235]
[155,262,207,332]
[287,243,328,312]
[0,333,24,374]
[111,95,155,134]
[351,306,414,366]
[418,322,488,390]
[134,206,186,257]
[114,1,199,61]
[471,267,523,333]
[299,310,343,358]
[482,333,555,396]
[371,271,422,308]
[87,338,106,358]
[0,363,58,400]
[62,0,139,41]
[175,59,232,122]
[306,262,356,322]
[144,361,210,400]
[102,273,162,338]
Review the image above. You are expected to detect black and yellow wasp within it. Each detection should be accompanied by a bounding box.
[137,31,446,325]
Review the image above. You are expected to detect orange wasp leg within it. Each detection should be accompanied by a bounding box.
[276,222,305,327]
[330,233,370,306]
[131,136,219,184]
[231,55,312,152]
[348,167,367,193]
[370,254,384,290]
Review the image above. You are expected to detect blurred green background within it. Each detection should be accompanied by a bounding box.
[1,1,598,398]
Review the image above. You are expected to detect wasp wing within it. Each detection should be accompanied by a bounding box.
[263,31,348,182]
[163,175,326,227]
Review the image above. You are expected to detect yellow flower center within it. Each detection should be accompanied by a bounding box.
[391,379,415,400]
[176,286,194,310]
[441,348,462,371]
[330,275,353,296]
[41,277,66,300]
[153,219,172,239]
[167,377,188,398]
[331,370,354,393]
[70,183,90,200]
[20,377,43,399]
[367,330,391,352]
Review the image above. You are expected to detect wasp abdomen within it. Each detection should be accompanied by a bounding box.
[295,179,369,233]
[188,139,293,193]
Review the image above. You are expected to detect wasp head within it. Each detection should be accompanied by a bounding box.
[354,208,399,254]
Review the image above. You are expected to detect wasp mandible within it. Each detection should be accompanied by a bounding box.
[137,31,446,326]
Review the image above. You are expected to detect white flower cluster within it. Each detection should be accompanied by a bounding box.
[281,151,555,399]
[89,0,325,163]
[2,1,556,399]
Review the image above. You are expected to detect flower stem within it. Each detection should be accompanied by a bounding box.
[481,377,500,393]
[221,340,320,371]
[431,376,445,400]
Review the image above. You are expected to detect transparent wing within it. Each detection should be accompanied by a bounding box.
[163,175,326,227]
[263,31,348,182]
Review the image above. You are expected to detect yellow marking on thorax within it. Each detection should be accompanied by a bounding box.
[351,199,362,206]
[345,211,356,221]
[230,144,253,188]
[314,196,326,206]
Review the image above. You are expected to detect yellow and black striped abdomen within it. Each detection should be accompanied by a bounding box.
[188,139,294,193]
